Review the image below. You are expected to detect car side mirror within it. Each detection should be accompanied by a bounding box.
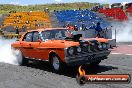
[37,39,42,42]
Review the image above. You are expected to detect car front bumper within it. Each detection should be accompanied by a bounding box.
[65,50,111,66]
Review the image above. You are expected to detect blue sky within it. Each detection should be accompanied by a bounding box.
[0,0,131,5]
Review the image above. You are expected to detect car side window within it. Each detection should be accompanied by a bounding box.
[33,32,39,42]
[24,32,32,42]
[41,31,51,40]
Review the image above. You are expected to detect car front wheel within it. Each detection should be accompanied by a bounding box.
[50,55,64,73]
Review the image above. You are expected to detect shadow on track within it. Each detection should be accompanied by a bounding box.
[26,61,118,78]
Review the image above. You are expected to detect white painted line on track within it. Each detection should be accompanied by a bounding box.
[111,53,132,56]
[127,45,132,47]
[111,53,122,55]
[125,54,132,56]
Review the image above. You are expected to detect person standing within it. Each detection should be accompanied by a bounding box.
[89,22,103,38]
[95,22,103,37]
[15,26,19,34]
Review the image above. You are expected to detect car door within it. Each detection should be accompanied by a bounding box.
[20,32,33,58]
[29,31,41,59]
[36,30,53,61]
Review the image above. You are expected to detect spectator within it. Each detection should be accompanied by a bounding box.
[66,24,74,31]
[22,25,26,32]
[81,24,87,30]
[89,22,103,38]
[79,8,81,10]
[15,26,19,34]
[26,20,29,24]
[74,25,78,31]
[95,22,103,37]
[44,8,49,12]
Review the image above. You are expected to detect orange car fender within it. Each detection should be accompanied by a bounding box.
[48,48,65,62]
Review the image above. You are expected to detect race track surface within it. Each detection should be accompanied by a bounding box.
[111,43,132,55]
[0,43,132,88]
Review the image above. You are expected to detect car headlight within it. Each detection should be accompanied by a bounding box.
[98,44,102,49]
[77,46,82,53]
[67,47,74,55]
[102,43,107,49]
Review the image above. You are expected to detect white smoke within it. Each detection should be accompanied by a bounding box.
[112,17,132,42]
[0,38,21,65]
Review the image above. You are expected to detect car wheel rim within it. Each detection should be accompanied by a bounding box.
[52,56,60,71]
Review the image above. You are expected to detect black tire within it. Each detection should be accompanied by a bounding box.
[21,56,28,66]
[50,54,64,73]
[14,49,28,66]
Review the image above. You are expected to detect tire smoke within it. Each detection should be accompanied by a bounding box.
[112,17,132,42]
[0,38,20,65]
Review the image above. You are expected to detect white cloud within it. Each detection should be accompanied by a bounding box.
[98,0,108,2]
[10,0,20,5]
[99,0,105,1]
[55,0,62,2]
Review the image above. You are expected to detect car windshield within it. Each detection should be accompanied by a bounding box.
[41,29,72,40]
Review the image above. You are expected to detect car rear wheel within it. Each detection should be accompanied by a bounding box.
[50,54,64,73]
[13,49,28,66]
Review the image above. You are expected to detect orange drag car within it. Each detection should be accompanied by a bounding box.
[11,28,111,72]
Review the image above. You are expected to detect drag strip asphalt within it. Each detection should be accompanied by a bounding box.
[0,55,132,88]
[0,44,132,88]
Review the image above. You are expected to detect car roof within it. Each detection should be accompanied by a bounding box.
[27,28,68,32]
